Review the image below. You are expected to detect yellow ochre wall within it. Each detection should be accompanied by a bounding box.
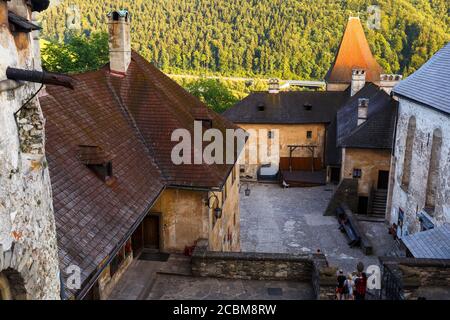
[341,148,391,195]
[208,164,241,252]
[150,165,240,253]
[237,123,327,178]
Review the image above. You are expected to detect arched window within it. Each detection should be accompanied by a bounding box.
[401,117,416,189]
[425,129,442,214]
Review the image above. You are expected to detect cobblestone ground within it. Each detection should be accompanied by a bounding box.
[240,183,395,274]
[147,275,315,300]
[109,254,315,300]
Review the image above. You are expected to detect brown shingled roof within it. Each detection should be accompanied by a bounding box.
[326,17,383,84]
[41,51,240,298]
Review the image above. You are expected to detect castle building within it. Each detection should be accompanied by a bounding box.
[224,17,400,216]
[389,43,450,240]
[39,10,242,299]
[0,0,60,300]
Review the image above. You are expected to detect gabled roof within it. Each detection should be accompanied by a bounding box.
[222,90,349,124]
[41,74,165,298]
[393,42,450,115]
[41,51,239,298]
[337,83,397,149]
[326,17,383,84]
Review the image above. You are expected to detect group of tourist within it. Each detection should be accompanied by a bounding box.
[335,263,368,300]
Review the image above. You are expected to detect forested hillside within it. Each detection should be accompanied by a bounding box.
[40,0,449,79]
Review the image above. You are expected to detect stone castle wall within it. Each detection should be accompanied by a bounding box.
[192,240,333,299]
[390,98,450,235]
[0,0,60,299]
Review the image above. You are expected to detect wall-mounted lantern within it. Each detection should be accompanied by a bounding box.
[205,194,223,219]
[239,183,251,197]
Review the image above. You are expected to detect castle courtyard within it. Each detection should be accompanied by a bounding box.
[240,183,396,273]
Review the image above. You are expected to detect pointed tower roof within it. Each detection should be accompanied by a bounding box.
[326,17,383,84]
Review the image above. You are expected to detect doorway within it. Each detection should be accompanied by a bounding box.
[358,196,369,215]
[143,215,160,250]
[330,167,341,184]
[377,170,389,190]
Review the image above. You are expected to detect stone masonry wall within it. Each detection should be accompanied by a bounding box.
[381,258,450,300]
[192,239,315,281]
[0,0,60,299]
[390,98,450,235]
[192,240,334,299]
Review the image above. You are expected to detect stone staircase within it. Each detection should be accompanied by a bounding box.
[371,189,388,216]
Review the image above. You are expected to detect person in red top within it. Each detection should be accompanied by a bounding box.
[354,271,368,300]
[336,270,347,300]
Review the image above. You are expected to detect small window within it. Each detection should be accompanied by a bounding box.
[353,169,362,179]
[240,165,245,173]
[306,131,312,139]
[268,131,274,139]
[257,104,265,112]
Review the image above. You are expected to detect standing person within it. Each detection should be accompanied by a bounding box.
[344,274,355,300]
[336,269,347,300]
[354,271,368,300]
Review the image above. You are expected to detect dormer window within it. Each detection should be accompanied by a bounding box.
[78,145,115,184]
[197,119,213,129]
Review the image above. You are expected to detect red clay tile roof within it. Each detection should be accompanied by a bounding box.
[41,51,239,298]
[326,17,383,84]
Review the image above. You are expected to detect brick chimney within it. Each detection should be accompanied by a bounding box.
[351,69,366,96]
[379,74,403,94]
[357,98,369,126]
[108,10,131,75]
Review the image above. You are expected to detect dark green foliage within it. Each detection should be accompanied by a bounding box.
[185,79,239,113]
[39,0,449,79]
[42,32,109,73]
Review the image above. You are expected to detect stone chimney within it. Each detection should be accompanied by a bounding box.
[379,74,403,94]
[268,78,280,94]
[357,98,369,126]
[108,10,131,75]
[351,69,366,96]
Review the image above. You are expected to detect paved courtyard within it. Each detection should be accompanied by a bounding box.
[148,275,314,300]
[240,183,396,273]
[109,254,314,300]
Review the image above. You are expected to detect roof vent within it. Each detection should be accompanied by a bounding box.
[78,145,115,184]
[304,103,313,111]
[257,104,265,112]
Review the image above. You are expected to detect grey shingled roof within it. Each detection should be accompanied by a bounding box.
[393,42,450,115]
[222,90,349,124]
[337,83,396,149]
[402,224,450,259]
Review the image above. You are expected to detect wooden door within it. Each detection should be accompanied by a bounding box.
[144,215,160,249]
[377,170,390,190]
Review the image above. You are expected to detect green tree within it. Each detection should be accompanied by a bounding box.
[42,32,109,73]
[185,79,238,113]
